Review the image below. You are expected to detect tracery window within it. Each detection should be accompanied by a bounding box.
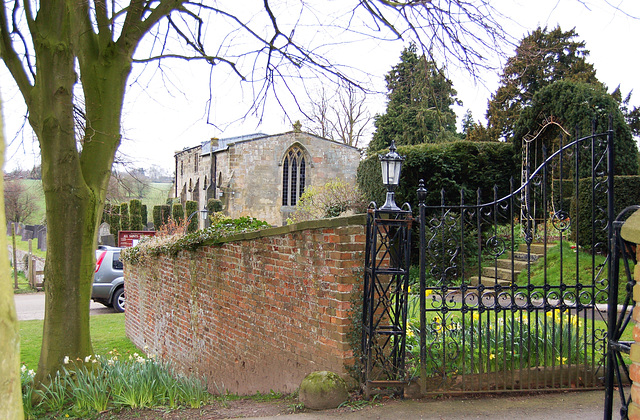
[282,146,306,206]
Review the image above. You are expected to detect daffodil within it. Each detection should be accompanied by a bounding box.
[63,356,70,365]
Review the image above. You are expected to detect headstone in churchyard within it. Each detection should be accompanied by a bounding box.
[100,234,116,247]
[36,226,47,251]
[98,222,110,238]
[145,222,154,231]
[21,229,33,241]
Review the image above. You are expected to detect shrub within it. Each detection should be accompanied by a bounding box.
[120,203,130,231]
[109,205,120,236]
[358,141,518,210]
[129,199,143,231]
[122,216,270,264]
[141,204,148,226]
[152,205,170,229]
[172,203,184,224]
[185,200,198,233]
[571,175,640,250]
[207,198,223,213]
[287,179,367,224]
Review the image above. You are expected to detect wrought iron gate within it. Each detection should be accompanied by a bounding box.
[362,119,632,400]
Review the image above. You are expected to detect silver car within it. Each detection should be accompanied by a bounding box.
[92,246,125,312]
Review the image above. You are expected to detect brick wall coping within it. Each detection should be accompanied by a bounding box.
[210,213,367,246]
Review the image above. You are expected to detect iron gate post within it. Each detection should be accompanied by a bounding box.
[361,204,412,398]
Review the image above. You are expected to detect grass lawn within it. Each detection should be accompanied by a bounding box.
[8,233,46,259]
[11,269,36,294]
[19,313,142,369]
[141,182,173,209]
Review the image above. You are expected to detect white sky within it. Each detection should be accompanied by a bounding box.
[1,0,639,173]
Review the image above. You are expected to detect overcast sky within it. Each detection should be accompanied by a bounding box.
[1,0,639,173]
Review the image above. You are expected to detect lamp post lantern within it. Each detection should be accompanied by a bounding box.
[186,207,209,229]
[379,140,405,212]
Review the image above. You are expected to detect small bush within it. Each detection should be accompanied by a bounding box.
[287,179,366,224]
[208,198,223,213]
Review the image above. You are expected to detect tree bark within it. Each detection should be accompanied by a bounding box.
[0,96,25,419]
[30,0,131,384]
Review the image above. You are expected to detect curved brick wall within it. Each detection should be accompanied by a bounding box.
[124,214,366,395]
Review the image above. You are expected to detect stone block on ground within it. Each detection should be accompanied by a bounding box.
[299,371,348,410]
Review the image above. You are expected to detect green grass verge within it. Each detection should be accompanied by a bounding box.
[20,313,141,369]
[11,269,36,294]
[8,234,46,259]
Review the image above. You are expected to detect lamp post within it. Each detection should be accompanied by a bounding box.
[186,207,209,230]
[379,140,405,212]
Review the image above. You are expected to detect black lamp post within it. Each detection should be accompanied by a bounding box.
[186,207,209,228]
[379,140,405,212]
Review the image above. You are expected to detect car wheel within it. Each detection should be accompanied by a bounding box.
[112,288,125,313]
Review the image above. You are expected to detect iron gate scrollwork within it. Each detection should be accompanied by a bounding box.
[362,118,628,400]
[362,205,412,397]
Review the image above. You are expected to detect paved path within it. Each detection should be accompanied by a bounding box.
[246,390,615,420]
[14,292,116,320]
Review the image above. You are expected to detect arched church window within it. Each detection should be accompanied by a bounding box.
[282,146,306,206]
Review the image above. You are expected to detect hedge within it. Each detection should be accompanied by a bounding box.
[571,176,640,249]
[185,200,198,233]
[120,202,130,231]
[152,205,171,229]
[129,199,143,231]
[358,141,519,211]
[141,204,148,227]
[172,203,184,224]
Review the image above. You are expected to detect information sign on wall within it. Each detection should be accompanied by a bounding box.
[118,231,156,248]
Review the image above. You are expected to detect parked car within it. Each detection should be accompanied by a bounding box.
[92,246,125,312]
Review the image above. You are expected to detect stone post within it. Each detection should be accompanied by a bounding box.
[624,211,640,419]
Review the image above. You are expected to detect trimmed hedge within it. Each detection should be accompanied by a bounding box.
[152,205,171,229]
[185,200,198,233]
[109,205,120,236]
[172,203,184,224]
[129,199,143,231]
[141,204,148,226]
[571,176,640,249]
[120,203,130,231]
[358,141,519,210]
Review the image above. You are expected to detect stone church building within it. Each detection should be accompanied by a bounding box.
[174,129,360,226]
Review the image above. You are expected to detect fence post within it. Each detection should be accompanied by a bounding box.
[12,222,18,290]
[28,238,34,289]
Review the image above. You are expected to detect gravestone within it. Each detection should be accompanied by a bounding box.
[35,226,47,251]
[98,222,110,238]
[21,229,33,241]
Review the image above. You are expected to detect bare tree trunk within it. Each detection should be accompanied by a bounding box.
[0,97,25,419]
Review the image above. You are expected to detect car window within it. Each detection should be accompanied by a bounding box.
[112,253,124,270]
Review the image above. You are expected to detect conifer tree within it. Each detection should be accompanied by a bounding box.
[368,44,459,152]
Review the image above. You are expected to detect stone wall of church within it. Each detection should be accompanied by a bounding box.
[175,145,213,229]
[176,132,360,227]
[219,132,360,225]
